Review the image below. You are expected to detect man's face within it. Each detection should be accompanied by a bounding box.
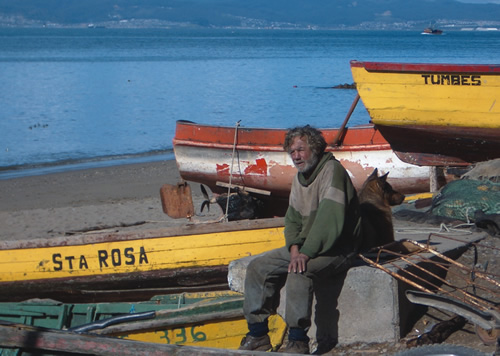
[288,136,318,174]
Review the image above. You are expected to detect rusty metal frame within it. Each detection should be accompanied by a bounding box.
[358,233,500,337]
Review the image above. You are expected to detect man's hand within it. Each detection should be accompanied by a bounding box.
[288,245,310,274]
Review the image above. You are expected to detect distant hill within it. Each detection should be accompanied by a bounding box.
[0,0,499,29]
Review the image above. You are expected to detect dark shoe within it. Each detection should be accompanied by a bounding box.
[238,334,272,351]
[283,340,309,354]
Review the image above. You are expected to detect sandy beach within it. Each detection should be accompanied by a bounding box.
[0,160,221,241]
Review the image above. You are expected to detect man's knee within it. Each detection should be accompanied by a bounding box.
[247,254,267,275]
[247,248,287,274]
[286,272,313,289]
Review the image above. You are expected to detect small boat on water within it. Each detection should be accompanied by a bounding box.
[0,218,285,303]
[422,27,443,35]
[0,291,286,352]
[173,120,446,209]
[350,60,500,166]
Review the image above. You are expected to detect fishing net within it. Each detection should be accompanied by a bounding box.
[460,158,500,183]
[431,179,500,222]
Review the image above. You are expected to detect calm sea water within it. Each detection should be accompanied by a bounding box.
[1,28,500,178]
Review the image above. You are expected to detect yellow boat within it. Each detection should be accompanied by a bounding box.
[350,60,500,166]
[0,218,285,302]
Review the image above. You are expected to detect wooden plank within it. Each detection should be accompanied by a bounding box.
[216,181,271,196]
[0,322,273,356]
[0,217,285,249]
[94,309,244,335]
[0,266,230,302]
[78,283,230,300]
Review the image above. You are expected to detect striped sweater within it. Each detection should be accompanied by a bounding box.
[284,152,362,258]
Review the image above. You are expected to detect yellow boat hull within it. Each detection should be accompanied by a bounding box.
[124,313,286,349]
[0,218,285,302]
[350,61,500,166]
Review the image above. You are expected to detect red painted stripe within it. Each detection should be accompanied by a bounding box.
[350,60,500,74]
[174,121,390,148]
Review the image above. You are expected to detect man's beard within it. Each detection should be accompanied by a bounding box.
[296,154,319,175]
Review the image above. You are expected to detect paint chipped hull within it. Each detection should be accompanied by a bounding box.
[350,61,500,166]
[173,120,440,199]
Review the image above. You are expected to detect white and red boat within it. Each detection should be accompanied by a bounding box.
[173,120,448,215]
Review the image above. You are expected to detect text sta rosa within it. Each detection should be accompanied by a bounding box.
[51,247,149,271]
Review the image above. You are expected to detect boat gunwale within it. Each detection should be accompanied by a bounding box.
[173,138,392,152]
[0,217,285,250]
[174,121,391,151]
[350,60,500,74]
[175,119,377,132]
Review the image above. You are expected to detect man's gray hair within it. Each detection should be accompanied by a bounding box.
[283,125,327,157]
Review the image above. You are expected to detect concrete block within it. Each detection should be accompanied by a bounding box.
[334,265,400,343]
[227,256,250,293]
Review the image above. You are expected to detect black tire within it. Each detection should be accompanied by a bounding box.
[393,343,489,356]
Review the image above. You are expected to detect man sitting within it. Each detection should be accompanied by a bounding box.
[239,125,363,354]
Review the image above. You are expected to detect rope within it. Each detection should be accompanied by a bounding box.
[225,120,241,222]
[395,222,474,236]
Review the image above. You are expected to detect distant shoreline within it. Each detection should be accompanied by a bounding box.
[1,25,499,31]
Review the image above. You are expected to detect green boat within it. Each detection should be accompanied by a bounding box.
[0,291,286,354]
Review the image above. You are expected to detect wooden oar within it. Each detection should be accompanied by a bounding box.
[332,93,360,146]
[95,308,244,335]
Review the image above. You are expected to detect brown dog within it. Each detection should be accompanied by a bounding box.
[358,168,405,251]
